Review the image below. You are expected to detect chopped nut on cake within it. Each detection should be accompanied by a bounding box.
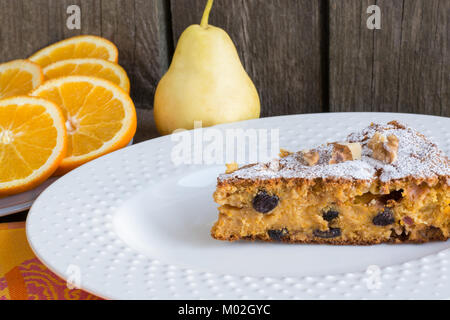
[329,142,362,164]
[302,150,320,166]
[367,132,399,164]
[279,148,292,158]
[225,163,239,174]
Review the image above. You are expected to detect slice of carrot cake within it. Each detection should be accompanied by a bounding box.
[211,121,450,244]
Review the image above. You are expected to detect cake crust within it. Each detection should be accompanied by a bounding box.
[212,233,447,245]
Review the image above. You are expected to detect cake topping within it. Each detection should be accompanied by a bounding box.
[219,121,450,183]
[266,159,281,172]
[302,150,320,166]
[329,142,362,164]
[367,132,399,164]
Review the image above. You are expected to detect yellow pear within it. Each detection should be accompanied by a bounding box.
[154,0,260,135]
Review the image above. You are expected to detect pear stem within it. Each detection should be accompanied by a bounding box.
[200,0,214,28]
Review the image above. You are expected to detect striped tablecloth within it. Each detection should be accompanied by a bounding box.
[0,222,101,300]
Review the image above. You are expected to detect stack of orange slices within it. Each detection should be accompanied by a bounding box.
[0,35,137,196]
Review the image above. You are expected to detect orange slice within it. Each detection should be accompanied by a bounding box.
[0,97,67,196]
[31,76,136,175]
[43,58,130,93]
[0,60,44,99]
[29,35,119,68]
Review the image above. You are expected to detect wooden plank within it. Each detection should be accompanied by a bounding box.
[0,0,25,62]
[396,0,449,117]
[135,108,160,143]
[0,0,103,62]
[329,0,449,117]
[0,0,170,110]
[132,0,171,108]
[101,0,136,65]
[20,0,52,58]
[170,0,325,117]
[1,0,446,116]
[329,0,389,112]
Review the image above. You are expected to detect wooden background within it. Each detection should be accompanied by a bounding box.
[0,0,448,121]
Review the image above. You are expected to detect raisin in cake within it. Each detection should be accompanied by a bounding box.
[211,121,450,244]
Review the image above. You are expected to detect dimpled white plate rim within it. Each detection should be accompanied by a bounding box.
[26,113,450,300]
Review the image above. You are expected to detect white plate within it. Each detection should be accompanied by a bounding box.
[0,178,59,217]
[26,113,450,300]
[0,141,133,217]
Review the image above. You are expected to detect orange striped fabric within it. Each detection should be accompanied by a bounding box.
[0,222,101,300]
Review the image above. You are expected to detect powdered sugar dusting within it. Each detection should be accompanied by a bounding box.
[219,121,450,183]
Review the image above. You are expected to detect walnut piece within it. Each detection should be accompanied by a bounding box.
[329,142,362,164]
[225,163,239,174]
[279,148,292,158]
[367,132,399,164]
[302,150,320,166]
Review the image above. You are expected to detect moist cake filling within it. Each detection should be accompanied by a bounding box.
[213,181,448,243]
